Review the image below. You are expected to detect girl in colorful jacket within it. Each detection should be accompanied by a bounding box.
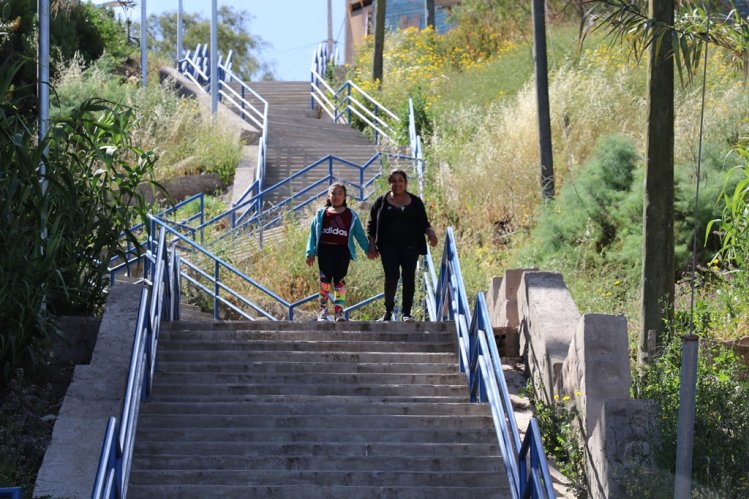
[306,182,370,321]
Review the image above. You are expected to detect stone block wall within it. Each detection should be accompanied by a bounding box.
[487,269,655,498]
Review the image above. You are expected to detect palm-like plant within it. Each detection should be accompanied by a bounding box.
[584,1,748,84]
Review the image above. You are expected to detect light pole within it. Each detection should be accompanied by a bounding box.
[140,0,147,86]
[210,0,218,114]
[177,0,183,63]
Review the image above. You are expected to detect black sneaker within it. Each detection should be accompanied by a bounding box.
[377,312,392,322]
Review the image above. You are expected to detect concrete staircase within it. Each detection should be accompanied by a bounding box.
[127,320,512,498]
[235,81,382,207]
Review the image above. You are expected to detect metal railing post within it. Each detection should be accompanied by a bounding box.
[213,260,220,320]
[374,105,380,143]
[674,335,699,498]
[347,83,352,123]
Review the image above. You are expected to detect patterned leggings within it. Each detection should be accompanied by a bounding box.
[317,244,350,313]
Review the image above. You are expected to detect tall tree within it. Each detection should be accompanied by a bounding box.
[586,0,749,362]
[148,5,274,81]
[372,0,386,84]
[640,0,675,363]
[0,0,131,112]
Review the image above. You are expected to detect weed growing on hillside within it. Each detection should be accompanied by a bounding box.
[633,336,749,496]
[525,381,587,498]
[53,56,242,185]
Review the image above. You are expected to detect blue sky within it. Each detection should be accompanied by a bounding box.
[101,1,345,81]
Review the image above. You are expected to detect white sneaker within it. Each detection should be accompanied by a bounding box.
[334,312,346,322]
[402,315,415,322]
[317,309,329,321]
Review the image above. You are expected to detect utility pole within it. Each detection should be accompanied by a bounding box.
[177,0,183,63]
[210,0,218,115]
[425,0,435,29]
[640,0,675,363]
[532,0,554,199]
[327,0,333,57]
[140,0,147,86]
[372,0,386,84]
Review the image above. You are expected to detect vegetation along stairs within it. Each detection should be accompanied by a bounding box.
[237,80,382,206]
[127,319,514,498]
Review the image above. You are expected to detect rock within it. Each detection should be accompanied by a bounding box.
[139,173,226,205]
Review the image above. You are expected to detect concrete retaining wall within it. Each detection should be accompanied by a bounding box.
[34,284,142,499]
[487,269,655,498]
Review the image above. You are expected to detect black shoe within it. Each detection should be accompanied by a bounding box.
[377,312,392,322]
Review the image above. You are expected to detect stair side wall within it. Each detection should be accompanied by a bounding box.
[490,269,655,499]
[34,284,142,499]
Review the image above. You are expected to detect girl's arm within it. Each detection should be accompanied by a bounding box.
[305,214,318,257]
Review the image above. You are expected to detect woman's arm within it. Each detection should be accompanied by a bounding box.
[351,216,369,254]
[367,196,380,240]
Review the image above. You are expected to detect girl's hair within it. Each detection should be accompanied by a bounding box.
[325,182,348,207]
[388,169,408,184]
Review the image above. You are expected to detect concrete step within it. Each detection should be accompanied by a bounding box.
[157,350,457,364]
[152,372,465,386]
[137,414,492,431]
[135,427,494,445]
[127,469,503,487]
[158,328,454,342]
[156,339,454,353]
[126,483,507,499]
[139,400,489,417]
[153,360,460,375]
[130,454,501,472]
[161,320,454,332]
[136,394,471,404]
[148,382,469,398]
[131,440,500,457]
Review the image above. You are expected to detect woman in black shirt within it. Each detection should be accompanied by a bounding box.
[367,169,437,321]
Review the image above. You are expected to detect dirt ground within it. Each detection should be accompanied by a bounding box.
[0,362,74,498]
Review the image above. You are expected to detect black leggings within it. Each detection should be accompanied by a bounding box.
[379,244,420,316]
[317,243,350,284]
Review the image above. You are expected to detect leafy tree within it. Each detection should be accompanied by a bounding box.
[147,5,274,81]
[0,0,131,108]
[585,0,749,362]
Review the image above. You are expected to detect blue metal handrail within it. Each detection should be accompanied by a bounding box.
[92,225,179,499]
[0,488,21,499]
[178,44,269,214]
[108,193,205,282]
[150,216,381,321]
[310,43,398,144]
[433,227,555,499]
[198,153,385,244]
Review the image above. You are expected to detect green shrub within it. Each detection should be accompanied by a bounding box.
[531,134,639,269]
[528,134,737,284]
[44,98,157,316]
[0,57,155,382]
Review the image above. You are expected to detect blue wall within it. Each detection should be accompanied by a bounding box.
[379,0,454,34]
